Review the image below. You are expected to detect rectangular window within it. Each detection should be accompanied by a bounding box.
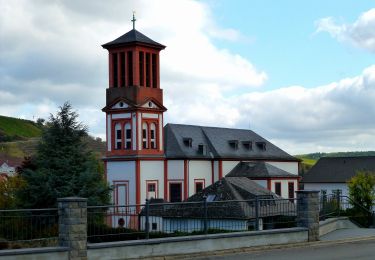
[275,182,281,196]
[147,181,158,199]
[139,51,144,86]
[126,129,131,139]
[150,129,155,139]
[152,54,157,88]
[195,182,203,193]
[142,129,147,138]
[146,53,150,87]
[169,183,182,202]
[148,183,156,192]
[120,52,125,87]
[152,223,157,230]
[143,141,147,149]
[127,51,133,85]
[288,182,294,199]
[112,53,118,87]
[116,129,122,139]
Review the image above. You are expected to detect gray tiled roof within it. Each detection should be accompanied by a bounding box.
[301,156,375,183]
[102,29,166,49]
[227,161,297,178]
[164,124,298,161]
[143,177,296,219]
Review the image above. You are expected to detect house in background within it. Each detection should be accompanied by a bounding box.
[101,20,300,209]
[301,156,375,197]
[140,176,296,233]
[226,161,300,200]
[0,162,16,177]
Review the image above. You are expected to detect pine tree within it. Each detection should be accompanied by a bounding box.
[18,102,110,208]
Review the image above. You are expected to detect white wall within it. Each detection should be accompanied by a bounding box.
[267,161,298,175]
[222,161,240,176]
[188,161,212,196]
[107,161,136,205]
[213,161,219,183]
[140,160,164,203]
[167,160,184,180]
[164,218,247,233]
[304,183,348,197]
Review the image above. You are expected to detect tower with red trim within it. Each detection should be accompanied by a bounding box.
[102,15,167,206]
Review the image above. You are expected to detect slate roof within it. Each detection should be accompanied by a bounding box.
[164,124,298,161]
[143,177,296,219]
[301,156,375,183]
[227,161,298,178]
[102,29,166,49]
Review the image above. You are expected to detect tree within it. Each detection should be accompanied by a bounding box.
[0,175,25,208]
[17,102,111,208]
[348,171,375,211]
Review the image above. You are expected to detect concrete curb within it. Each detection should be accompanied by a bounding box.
[141,235,375,260]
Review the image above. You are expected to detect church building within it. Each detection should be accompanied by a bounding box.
[102,18,300,207]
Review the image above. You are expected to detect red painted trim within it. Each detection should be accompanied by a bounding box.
[267,179,271,190]
[136,159,141,207]
[146,180,159,199]
[184,160,188,200]
[194,178,205,193]
[164,160,168,200]
[218,160,223,179]
[211,161,214,185]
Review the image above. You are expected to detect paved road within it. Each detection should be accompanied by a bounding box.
[194,238,375,260]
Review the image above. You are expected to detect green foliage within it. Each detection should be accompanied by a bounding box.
[0,115,42,141]
[296,151,375,161]
[17,102,111,208]
[348,171,375,211]
[0,176,26,208]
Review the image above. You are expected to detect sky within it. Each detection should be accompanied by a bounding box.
[0,0,375,154]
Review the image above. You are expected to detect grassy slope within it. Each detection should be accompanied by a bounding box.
[0,115,42,139]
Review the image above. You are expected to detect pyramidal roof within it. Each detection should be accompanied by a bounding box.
[102,29,165,49]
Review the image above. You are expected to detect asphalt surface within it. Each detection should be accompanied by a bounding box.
[193,237,375,260]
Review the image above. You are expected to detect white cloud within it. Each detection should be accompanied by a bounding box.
[316,8,375,52]
[0,0,265,137]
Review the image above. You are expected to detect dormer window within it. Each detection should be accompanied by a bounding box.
[183,137,192,147]
[256,142,266,151]
[228,140,238,150]
[242,141,252,150]
[198,144,206,155]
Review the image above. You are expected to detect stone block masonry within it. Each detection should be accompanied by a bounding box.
[58,197,87,260]
[296,190,320,241]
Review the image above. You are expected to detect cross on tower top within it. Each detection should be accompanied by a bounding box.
[131,11,136,30]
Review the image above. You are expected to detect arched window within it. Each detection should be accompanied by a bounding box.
[114,123,122,149]
[142,122,148,149]
[150,123,157,149]
[124,123,132,150]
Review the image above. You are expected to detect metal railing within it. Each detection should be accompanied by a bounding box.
[319,194,374,227]
[87,197,298,243]
[0,208,58,249]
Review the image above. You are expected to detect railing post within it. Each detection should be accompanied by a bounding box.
[296,191,320,241]
[255,196,260,231]
[145,199,150,239]
[335,191,341,217]
[203,199,208,234]
[58,197,87,260]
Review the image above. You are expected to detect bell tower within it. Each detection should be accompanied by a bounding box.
[102,14,166,158]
